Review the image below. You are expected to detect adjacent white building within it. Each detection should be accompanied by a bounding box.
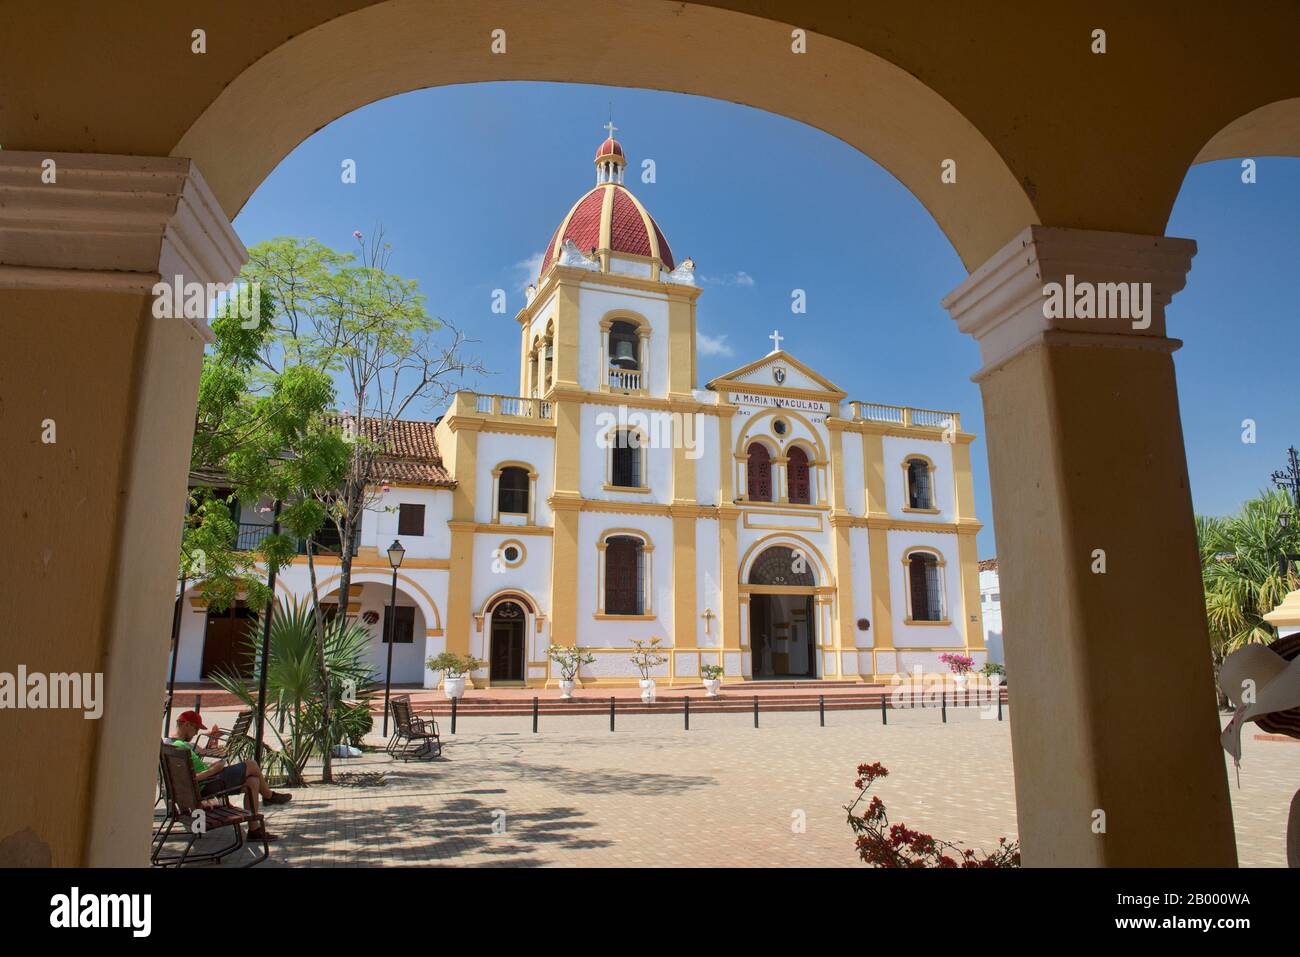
[174,131,987,689]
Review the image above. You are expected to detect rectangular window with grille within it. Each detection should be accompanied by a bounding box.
[604,538,643,614]
[611,445,641,488]
[398,503,426,536]
[382,605,415,643]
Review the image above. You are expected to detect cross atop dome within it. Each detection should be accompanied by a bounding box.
[595,120,627,184]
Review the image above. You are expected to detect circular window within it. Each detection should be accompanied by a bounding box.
[773,418,788,436]
[498,540,525,568]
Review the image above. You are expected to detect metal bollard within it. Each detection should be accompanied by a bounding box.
[941,689,947,723]
[881,693,887,725]
[450,697,457,735]
[684,695,690,731]
[532,696,538,734]
[998,689,1004,722]
[610,696,615,732]
[819,694,825,727]
[753,695,759,728]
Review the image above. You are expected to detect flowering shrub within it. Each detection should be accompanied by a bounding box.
[845,762,1020,868]
[938,652,976,675]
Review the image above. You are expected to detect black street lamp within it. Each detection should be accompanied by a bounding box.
[253,499,283,765]
[1272,446,1300,508]
[381,538,406,737]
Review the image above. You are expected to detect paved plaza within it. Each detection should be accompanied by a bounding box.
[163,704,1296,867]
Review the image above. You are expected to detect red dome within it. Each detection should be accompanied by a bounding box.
[595,136,625,160]
[538,183,675,280]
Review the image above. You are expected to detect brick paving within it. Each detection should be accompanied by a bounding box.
[162,705,1296,867]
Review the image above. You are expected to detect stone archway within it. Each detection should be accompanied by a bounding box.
[11,0,1299,868]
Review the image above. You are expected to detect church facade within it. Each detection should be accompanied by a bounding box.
[174,132,986,689]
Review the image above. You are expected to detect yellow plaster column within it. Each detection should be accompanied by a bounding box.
[952,439,986,654]
[0,153,243,866]
[546,276,584,681]
[715,405,742,679]
[860,429,895,677]
[826,422,860,680]
[438,397,481,672]
[943,225,1235,867]
[670,405,699,680]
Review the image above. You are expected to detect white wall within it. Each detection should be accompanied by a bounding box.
[881,434,955,522]
[980,567,1004,664]
[886,529,965,651]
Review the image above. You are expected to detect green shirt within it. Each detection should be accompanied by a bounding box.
[166,738,207,775]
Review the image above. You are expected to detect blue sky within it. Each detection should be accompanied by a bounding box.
[233,82,1300,558]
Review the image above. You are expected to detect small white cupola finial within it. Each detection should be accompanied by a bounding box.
[595,119,627,185]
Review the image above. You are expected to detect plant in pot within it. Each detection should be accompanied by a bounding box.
[630,637,668,702]
[938,652,976,690]
[700,663,724,697]
[547,644,595,698]
[426,652,483,699]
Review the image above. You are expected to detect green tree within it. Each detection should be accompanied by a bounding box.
[240,230,484,658]
[1196,488,1300,703]
[182,292,353,781]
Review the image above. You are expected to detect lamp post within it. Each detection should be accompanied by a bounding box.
[381,538,406,736]
[253,499,282,765]
[1278,509,1300,580]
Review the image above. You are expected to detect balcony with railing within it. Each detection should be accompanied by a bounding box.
[457,392,553,421]
[847,401,961,433]
[607,366,642,391]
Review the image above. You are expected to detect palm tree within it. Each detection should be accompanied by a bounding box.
[1197,489,1300,705]
[212,598,377,786]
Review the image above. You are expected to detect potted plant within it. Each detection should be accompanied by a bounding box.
[630,637,668,702]
[547,644,595,698]
[700,663,724,697]
[426,652,483,699]
[938,652,975,689]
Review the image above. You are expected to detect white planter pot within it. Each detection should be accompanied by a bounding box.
[559,679,577,699]
[443,675,467,699]
[703,678,722,697]
[639,678,656,703]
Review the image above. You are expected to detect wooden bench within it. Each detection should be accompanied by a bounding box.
[387,696,442,761]
[151,743,269,867]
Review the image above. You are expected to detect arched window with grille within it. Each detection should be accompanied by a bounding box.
[906,550,945,622]
[747,442,772,502]
[610,431,642,488]
[497,466,530,516]
[906,456,934,510]
[787,446,811,504]
[604,535,644,615]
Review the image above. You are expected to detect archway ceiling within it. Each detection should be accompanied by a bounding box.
[3,1,1299,268]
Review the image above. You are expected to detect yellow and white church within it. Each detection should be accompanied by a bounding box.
[175,132,986,689]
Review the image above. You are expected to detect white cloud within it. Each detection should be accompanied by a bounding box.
[515,250,545,292]
[697,331,734,357]
[699,270,755,287]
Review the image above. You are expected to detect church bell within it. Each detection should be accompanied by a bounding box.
[611,338,638,368]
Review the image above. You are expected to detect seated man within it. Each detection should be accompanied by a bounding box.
[166,710,291,842]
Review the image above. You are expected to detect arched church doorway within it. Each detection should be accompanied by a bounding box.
[488,599,527,685]
[747,546,817,680]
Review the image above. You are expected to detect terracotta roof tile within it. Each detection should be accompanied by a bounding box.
[326,414,455,489]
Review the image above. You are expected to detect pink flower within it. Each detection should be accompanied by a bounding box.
[352,230,363,240]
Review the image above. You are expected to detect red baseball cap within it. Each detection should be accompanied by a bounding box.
[177,710,207,729]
